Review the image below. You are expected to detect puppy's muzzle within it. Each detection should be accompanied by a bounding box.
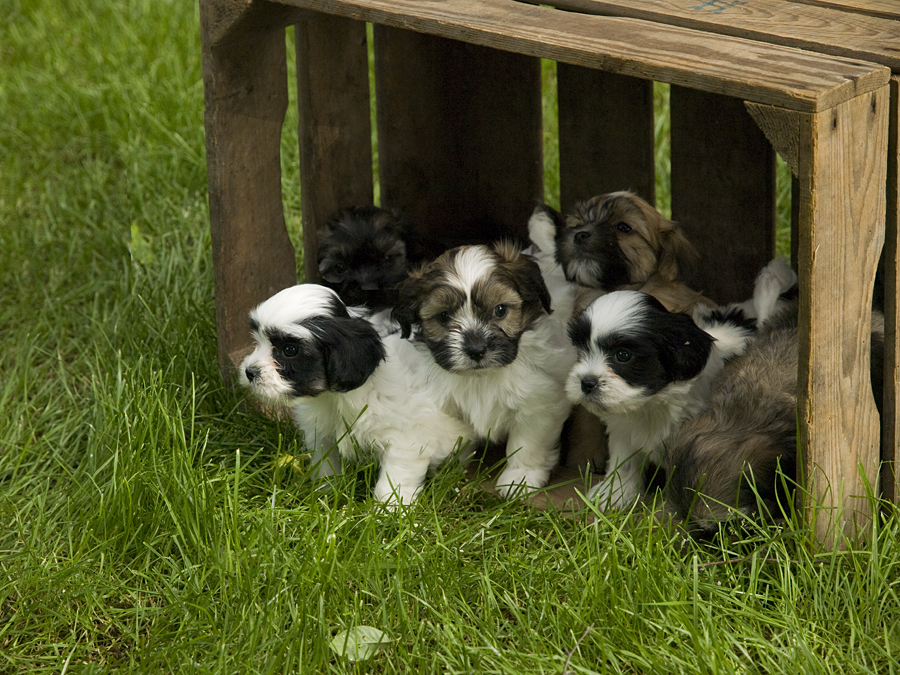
[580,375,599,394]
[462,332,488,362]
[245,365,261,383]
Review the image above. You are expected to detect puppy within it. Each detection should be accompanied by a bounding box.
[317,206,424,313]
[394,242,576,496]
[529,192,715,317]
[527,195,715,474]
[565,291,756,511]
[664,303,885,531]
[238,284,476,505]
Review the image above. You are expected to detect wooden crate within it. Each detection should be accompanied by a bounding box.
[199,0,893,546]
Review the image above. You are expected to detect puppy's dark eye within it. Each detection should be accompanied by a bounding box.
[436,311,452,325]
[282,344,300,358]
[614,349,632,363]
[493,304,508,319]
[616,222,633,234]
[332,262,347,274]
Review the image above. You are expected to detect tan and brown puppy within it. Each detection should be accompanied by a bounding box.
[394,242,576,497]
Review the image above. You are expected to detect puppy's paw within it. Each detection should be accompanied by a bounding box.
[373,479,420,507]
[494,467,550,498]
[586,474,639,512]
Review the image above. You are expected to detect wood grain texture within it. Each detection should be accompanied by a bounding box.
[277,0,889,113]
[205,0,310,47]
[797,87,889,547]
[200,0,297,380]
[791,0,900,21]
[521,0,900,72]
[296,14,374,283]
[557,67,655,210]
[671,87,775,304]
[882,76,900,504]
[374,25,542,247]
[746,102,801,176]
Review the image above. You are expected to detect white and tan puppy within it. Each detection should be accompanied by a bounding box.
[394,242,576,496]
[239,284,477,505]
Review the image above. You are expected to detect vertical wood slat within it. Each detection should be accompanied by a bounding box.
[797,87,888,547]
[296,14,374,283]
[373,25,543,249]
[882,76,900,505]
[671,86,776,304]
[200,0,297,379]
[557,66,655,211]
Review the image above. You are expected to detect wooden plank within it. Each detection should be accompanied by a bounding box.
[746,102,800,177]
[797,86,888,547]
[522,0,900,72]
[792,0,900,22]
[671,87,775,304]
[200,0,297,380]
[883,75,900,504]
[557,66,655,210]
[278,0,890,113]
[203,0,310,47]
[374,25,543,247]
[296,14,374,283]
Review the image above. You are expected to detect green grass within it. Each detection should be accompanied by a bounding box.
[1,0,897,671]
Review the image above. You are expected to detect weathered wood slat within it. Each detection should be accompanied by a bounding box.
[671,87,775,304]
[200,0,297,378]
[521,0,900,72]
[557,67,656,210]
[746,102,801,176]
[296,14,374,283]
[797,86,888,546]
[203,0,311,47]
[883,75,900,505]
[792,0,900,22]
[279,0,889,113]
[374,26,543,246]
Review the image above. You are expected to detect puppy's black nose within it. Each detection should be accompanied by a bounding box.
[580,375,599,394]
[574,231,591,245]
[464,339,488,362]
[245,366,260,383]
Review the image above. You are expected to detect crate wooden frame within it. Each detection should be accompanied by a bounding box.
[199,0,895,547]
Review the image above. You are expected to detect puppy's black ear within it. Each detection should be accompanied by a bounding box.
[393,269,428,339]
[494,241,553,316]
[657,311,715,381]
[312,317,386,392]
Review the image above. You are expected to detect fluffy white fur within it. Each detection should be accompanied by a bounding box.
[395,243,576,496]
[566,291,755,510]
[239,284,476,505]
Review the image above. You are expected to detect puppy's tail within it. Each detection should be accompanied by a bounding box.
[750,257,797,327]
[526,204,563,260]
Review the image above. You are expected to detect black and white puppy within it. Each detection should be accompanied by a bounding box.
[239,284,476,505]
[317,206,425,313]
[664,303,885,532]
[566,291,755,510]
[394,242,576,496]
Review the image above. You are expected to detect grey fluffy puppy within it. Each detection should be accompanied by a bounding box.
[664,302,884,531]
